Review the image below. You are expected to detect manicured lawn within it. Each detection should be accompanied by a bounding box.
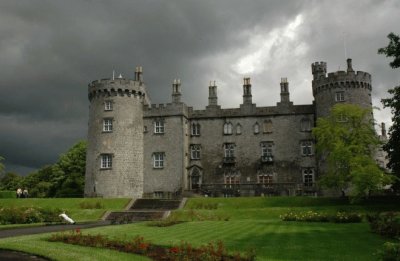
[0,196,397,260]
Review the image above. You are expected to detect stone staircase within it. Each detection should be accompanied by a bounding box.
[104,198,185,224]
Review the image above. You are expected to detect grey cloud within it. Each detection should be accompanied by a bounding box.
[0,0,398,174]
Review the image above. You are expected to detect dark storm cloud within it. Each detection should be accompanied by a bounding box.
[0,0,398,174]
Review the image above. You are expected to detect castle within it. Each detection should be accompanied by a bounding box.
[84,59,373,198]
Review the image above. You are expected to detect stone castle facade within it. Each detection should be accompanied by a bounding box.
[84,59,373,198]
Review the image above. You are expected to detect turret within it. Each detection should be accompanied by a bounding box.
[311,62,327,80]
[172,78,181,103]
[312,59,372,119]
[85,67,146,198]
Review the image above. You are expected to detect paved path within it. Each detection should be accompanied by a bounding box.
[0,221,111,239]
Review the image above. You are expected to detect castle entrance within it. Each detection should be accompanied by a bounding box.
[189,167,202,190]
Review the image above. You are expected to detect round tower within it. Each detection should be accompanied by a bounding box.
[85,67,147,198]
[312,59,372,119]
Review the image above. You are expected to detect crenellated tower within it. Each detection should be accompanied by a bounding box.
[85,66,147,198]
[312,59,372,119]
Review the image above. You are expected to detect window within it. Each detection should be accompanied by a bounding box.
[103,118,113,132]
[100,154,112,169]
[225,175,240,185]
[224,143,235,158]
[301,141,313,156]
[254,122,260,134]
[153,152,165,168]
[263,120,273,133]
[303,168,314,187]
[154,120,165,134]
[261,142,273,162]
[154,191,163,198]
[190,144,201,160]
[223,122,233,135]
[300,118,311,132]
[104,100,113,111]
[335,91,345,102]
[258,175,273,184]
[191,122,200,136]
[236,124,242,135]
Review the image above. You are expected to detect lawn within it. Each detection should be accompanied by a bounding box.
[0,196,397,260]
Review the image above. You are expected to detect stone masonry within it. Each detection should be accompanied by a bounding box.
[85,59,373,198]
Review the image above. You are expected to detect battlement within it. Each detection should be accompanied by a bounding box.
[312,59,372,96]
[88,78,146,101]
[143,102,189,117]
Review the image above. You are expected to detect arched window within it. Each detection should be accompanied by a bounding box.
[191,122,200,136]
[236,123,242,135]
[263,120,272,133]
[254,122,260,134]
[223,122,233,135]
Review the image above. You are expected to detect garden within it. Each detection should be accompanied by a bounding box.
[0,196,399,260]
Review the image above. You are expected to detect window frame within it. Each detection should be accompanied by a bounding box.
[190,144,201,160]
[104,100,113,111]
[103,118,113,132]
[302,168,314,187]
[300,118,311,132]
[153,152,165,168]
[100,154,112,169]
[191,122,200,136]
[154,120,165,134]
[300,141,313,156]
[335,91,345,102]
[224,143,235,158]
[223,122,233,135]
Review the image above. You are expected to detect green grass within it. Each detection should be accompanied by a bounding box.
[0,196,398,260]
[0,198,131,222]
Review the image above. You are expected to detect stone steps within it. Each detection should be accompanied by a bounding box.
[105,198,184,224]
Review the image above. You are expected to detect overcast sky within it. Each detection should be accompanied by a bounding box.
[0,0,399,175]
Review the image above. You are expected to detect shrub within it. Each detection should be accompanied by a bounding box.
[332,212,363,223]
[0,207,62,224]
[280,211,362,223]
[147,215,184,227]
[377,242,400,261]
[368,212,400,238]
[188,202,219,210]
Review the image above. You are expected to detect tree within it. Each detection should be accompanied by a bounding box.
[379,32,400,191]
[378,32,400,69]
[0,156,4,175]
[313,104,393,198]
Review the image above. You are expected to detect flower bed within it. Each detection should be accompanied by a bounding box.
[280,211,362,223]
[48,230,255,260]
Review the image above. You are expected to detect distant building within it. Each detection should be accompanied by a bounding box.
[85,59,374,198]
